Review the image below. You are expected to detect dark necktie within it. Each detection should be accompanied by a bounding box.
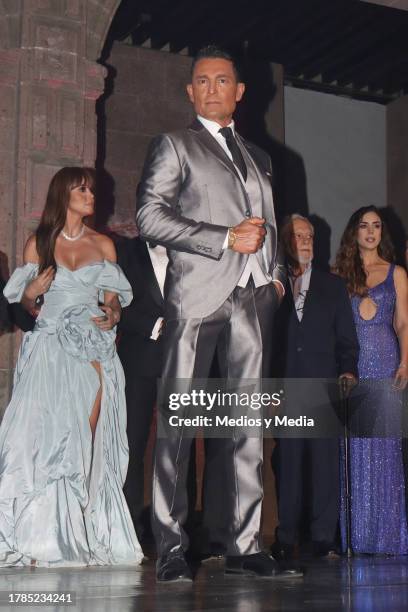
[219,126,247,181]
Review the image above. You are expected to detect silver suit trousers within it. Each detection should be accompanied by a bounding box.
[152,281,278,557]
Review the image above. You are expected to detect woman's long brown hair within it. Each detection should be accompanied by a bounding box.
[35,167,96,273]
[335,205,395,296]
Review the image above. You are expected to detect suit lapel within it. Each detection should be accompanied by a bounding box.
[237,133,276,264]
[300,268,317,324]
[238,135,271,181]
[134,239,164,309]
[188,118,242,182]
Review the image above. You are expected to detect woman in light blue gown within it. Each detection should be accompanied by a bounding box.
[0,167,143,567]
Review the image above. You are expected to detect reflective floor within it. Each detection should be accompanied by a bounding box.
[1,555,408,611]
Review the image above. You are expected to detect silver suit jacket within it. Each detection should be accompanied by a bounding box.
[136,118,286,319]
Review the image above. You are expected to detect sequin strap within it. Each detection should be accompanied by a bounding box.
[385,263,395,287]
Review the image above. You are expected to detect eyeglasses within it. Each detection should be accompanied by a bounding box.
[293,232,313,243]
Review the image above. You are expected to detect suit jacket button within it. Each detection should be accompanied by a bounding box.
[245,210,251,218]
[297,347,303,352]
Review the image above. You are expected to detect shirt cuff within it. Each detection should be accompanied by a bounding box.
[222,230,229,250]
[150,317,164,341]
[272,279,285,296]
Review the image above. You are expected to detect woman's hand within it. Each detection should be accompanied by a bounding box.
[394,364,408,391]
[24,266,55,300]
[92,305,120,331]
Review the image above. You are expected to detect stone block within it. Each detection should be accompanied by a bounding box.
[138,92,190,136]
[85,30,102,63]
[2,0,22,15]
[58,93,84,157]
[34,47,78,84]
[0,85,17,146]
[111,45,166,97]
[30,88,50,151]
[0,150,13,203]
[34,22,79,53]
[25,160,62,216]
[27,0,64,16]
[84,60,107,100]
[64,0,83,20]
[27,0,85,21]
[0,18,9,50]
[164,54,191,102]
[106,170,138,207]
[27,17,83,83]
[104,92,140,132]
[107,166,140,193]
[0,49,21,84]
[82,98,98,165]
[105,130,151,171]
[86,0,119,60]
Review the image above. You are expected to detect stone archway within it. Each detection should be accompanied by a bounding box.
[0,0,121,411]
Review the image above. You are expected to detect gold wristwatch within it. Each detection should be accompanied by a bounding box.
[228,227,237,249]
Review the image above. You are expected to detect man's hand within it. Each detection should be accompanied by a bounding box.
[231,217,266,254]
[92,305,120,331]
[272,281,284,302]
[24,266,55,301]
[338,373,357,398]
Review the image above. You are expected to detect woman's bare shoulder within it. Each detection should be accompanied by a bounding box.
[23,234,39,264]
[393,264,408,284]
[86,229,117,262]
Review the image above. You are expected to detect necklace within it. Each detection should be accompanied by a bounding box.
[61,225,85,242]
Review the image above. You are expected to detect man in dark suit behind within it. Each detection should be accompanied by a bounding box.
[117,236,166,540]
[271,214,359,559]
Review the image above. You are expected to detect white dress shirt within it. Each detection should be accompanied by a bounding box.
[147,243,168,340]
[289,263,312,322]
[197,115,283,294]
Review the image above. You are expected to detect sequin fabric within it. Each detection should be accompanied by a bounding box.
[341,264,408,554]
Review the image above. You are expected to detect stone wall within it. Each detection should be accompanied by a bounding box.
[101,44,194,232]
[0,0,121,414]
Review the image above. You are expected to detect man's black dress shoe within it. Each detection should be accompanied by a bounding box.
[200,542,226,563]
[225,551,303,578]
[156,550,193,582]
[270,540,294,561]
[312,541,340,559]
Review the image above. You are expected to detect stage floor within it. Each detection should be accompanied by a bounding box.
[0,555,408,611]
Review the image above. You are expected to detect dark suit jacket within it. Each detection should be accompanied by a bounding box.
[116,237,164,379]
[273,268,359,379]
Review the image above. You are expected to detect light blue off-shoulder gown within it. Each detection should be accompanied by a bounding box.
[0,261,144,567]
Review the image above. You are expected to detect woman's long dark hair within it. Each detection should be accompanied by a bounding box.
[335,205,395,296]
[35,167,96,273]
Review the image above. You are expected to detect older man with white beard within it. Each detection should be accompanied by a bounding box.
[271,214,359,560]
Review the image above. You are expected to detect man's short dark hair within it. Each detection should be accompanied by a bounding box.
[191,45,242,82]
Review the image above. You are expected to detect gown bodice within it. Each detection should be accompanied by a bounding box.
[351,264,399,379]
[4,260,132,363]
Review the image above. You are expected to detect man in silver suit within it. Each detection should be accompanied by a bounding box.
[136,45,296,582]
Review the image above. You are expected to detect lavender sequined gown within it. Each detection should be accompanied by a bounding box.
[341,264,408,554]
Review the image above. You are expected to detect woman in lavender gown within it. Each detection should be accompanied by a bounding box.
[336,206,408,554]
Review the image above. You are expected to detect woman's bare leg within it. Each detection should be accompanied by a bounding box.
[90,361,102,439]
